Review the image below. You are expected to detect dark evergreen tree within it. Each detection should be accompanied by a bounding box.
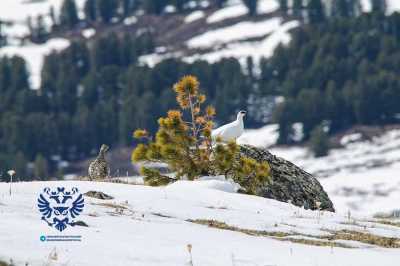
[242,0,258,16]
[246,56,255,84]
[14,151,28,181]
[215,0,228,8]
[97,0,118,23]
[121,0,137,17]
[309,124,329,157]
[49,6,57,29]
[331,0,360,18]
[172,0,186,12]
[41,52,60,98]
[279,0,288,14]
[34,15,48,43]
[0,21,6,47]
[371,0,387,13]
[80,72,99,108]
[307,0,325,23]
[273,101,294,145]
[292,0,303,18]
[84,0,97,22]
[60,0,79,28]
[91,33,121,69]
[143,0,168,14]
[34,154,49,180]
[9,56,30,92]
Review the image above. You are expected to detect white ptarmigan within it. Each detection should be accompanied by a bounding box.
[212,110,246,142]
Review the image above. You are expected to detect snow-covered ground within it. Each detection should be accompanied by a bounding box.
[239,125,400,217]
[1,179,400,266]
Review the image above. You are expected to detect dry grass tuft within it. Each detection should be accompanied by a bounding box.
[188,219,290,238]
[324,230,400,248]
[0,261,9,266]
[188,219,400,248]
[373,220,400,228]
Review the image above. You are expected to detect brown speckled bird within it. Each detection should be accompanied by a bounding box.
[88,144,110,180]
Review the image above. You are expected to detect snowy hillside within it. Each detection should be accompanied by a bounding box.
[239,125,400,217]
[0,0,85,88]
[4,0,400,89]
[139,0,298,66]
[140,0,400,66]
[1,179,400,266]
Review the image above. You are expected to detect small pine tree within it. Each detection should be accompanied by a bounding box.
[132,76,270,193]
[34,154,49,180]
[309,125,329,157]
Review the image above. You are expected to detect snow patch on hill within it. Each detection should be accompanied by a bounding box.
[186,20,299,64]
[238,124,279,147]
[184,10,205,23]
[207,0,279,23]
[187,17,282,48]
[360,0,400,13]
[0,38,70,89]
[140,17,298,67]
[0,0,86,23]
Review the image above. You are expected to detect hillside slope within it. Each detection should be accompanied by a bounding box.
[3,0,400,89]
[239,125,400,217]
[1,179,400,266]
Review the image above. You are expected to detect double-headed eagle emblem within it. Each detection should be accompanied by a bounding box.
[37,187,85,232]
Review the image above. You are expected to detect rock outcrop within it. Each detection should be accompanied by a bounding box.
[84,191,114,200]
[239,145,335,212]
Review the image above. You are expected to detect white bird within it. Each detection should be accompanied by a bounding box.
[212,110,246,142]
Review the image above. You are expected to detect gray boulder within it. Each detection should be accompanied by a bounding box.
[239,145,335,212]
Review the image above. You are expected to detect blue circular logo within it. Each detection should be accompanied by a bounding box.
[40,235,46,242]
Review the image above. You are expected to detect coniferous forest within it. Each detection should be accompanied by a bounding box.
[1,0,400,179]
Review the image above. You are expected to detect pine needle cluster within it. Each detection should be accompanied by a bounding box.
[132,75,270,193]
